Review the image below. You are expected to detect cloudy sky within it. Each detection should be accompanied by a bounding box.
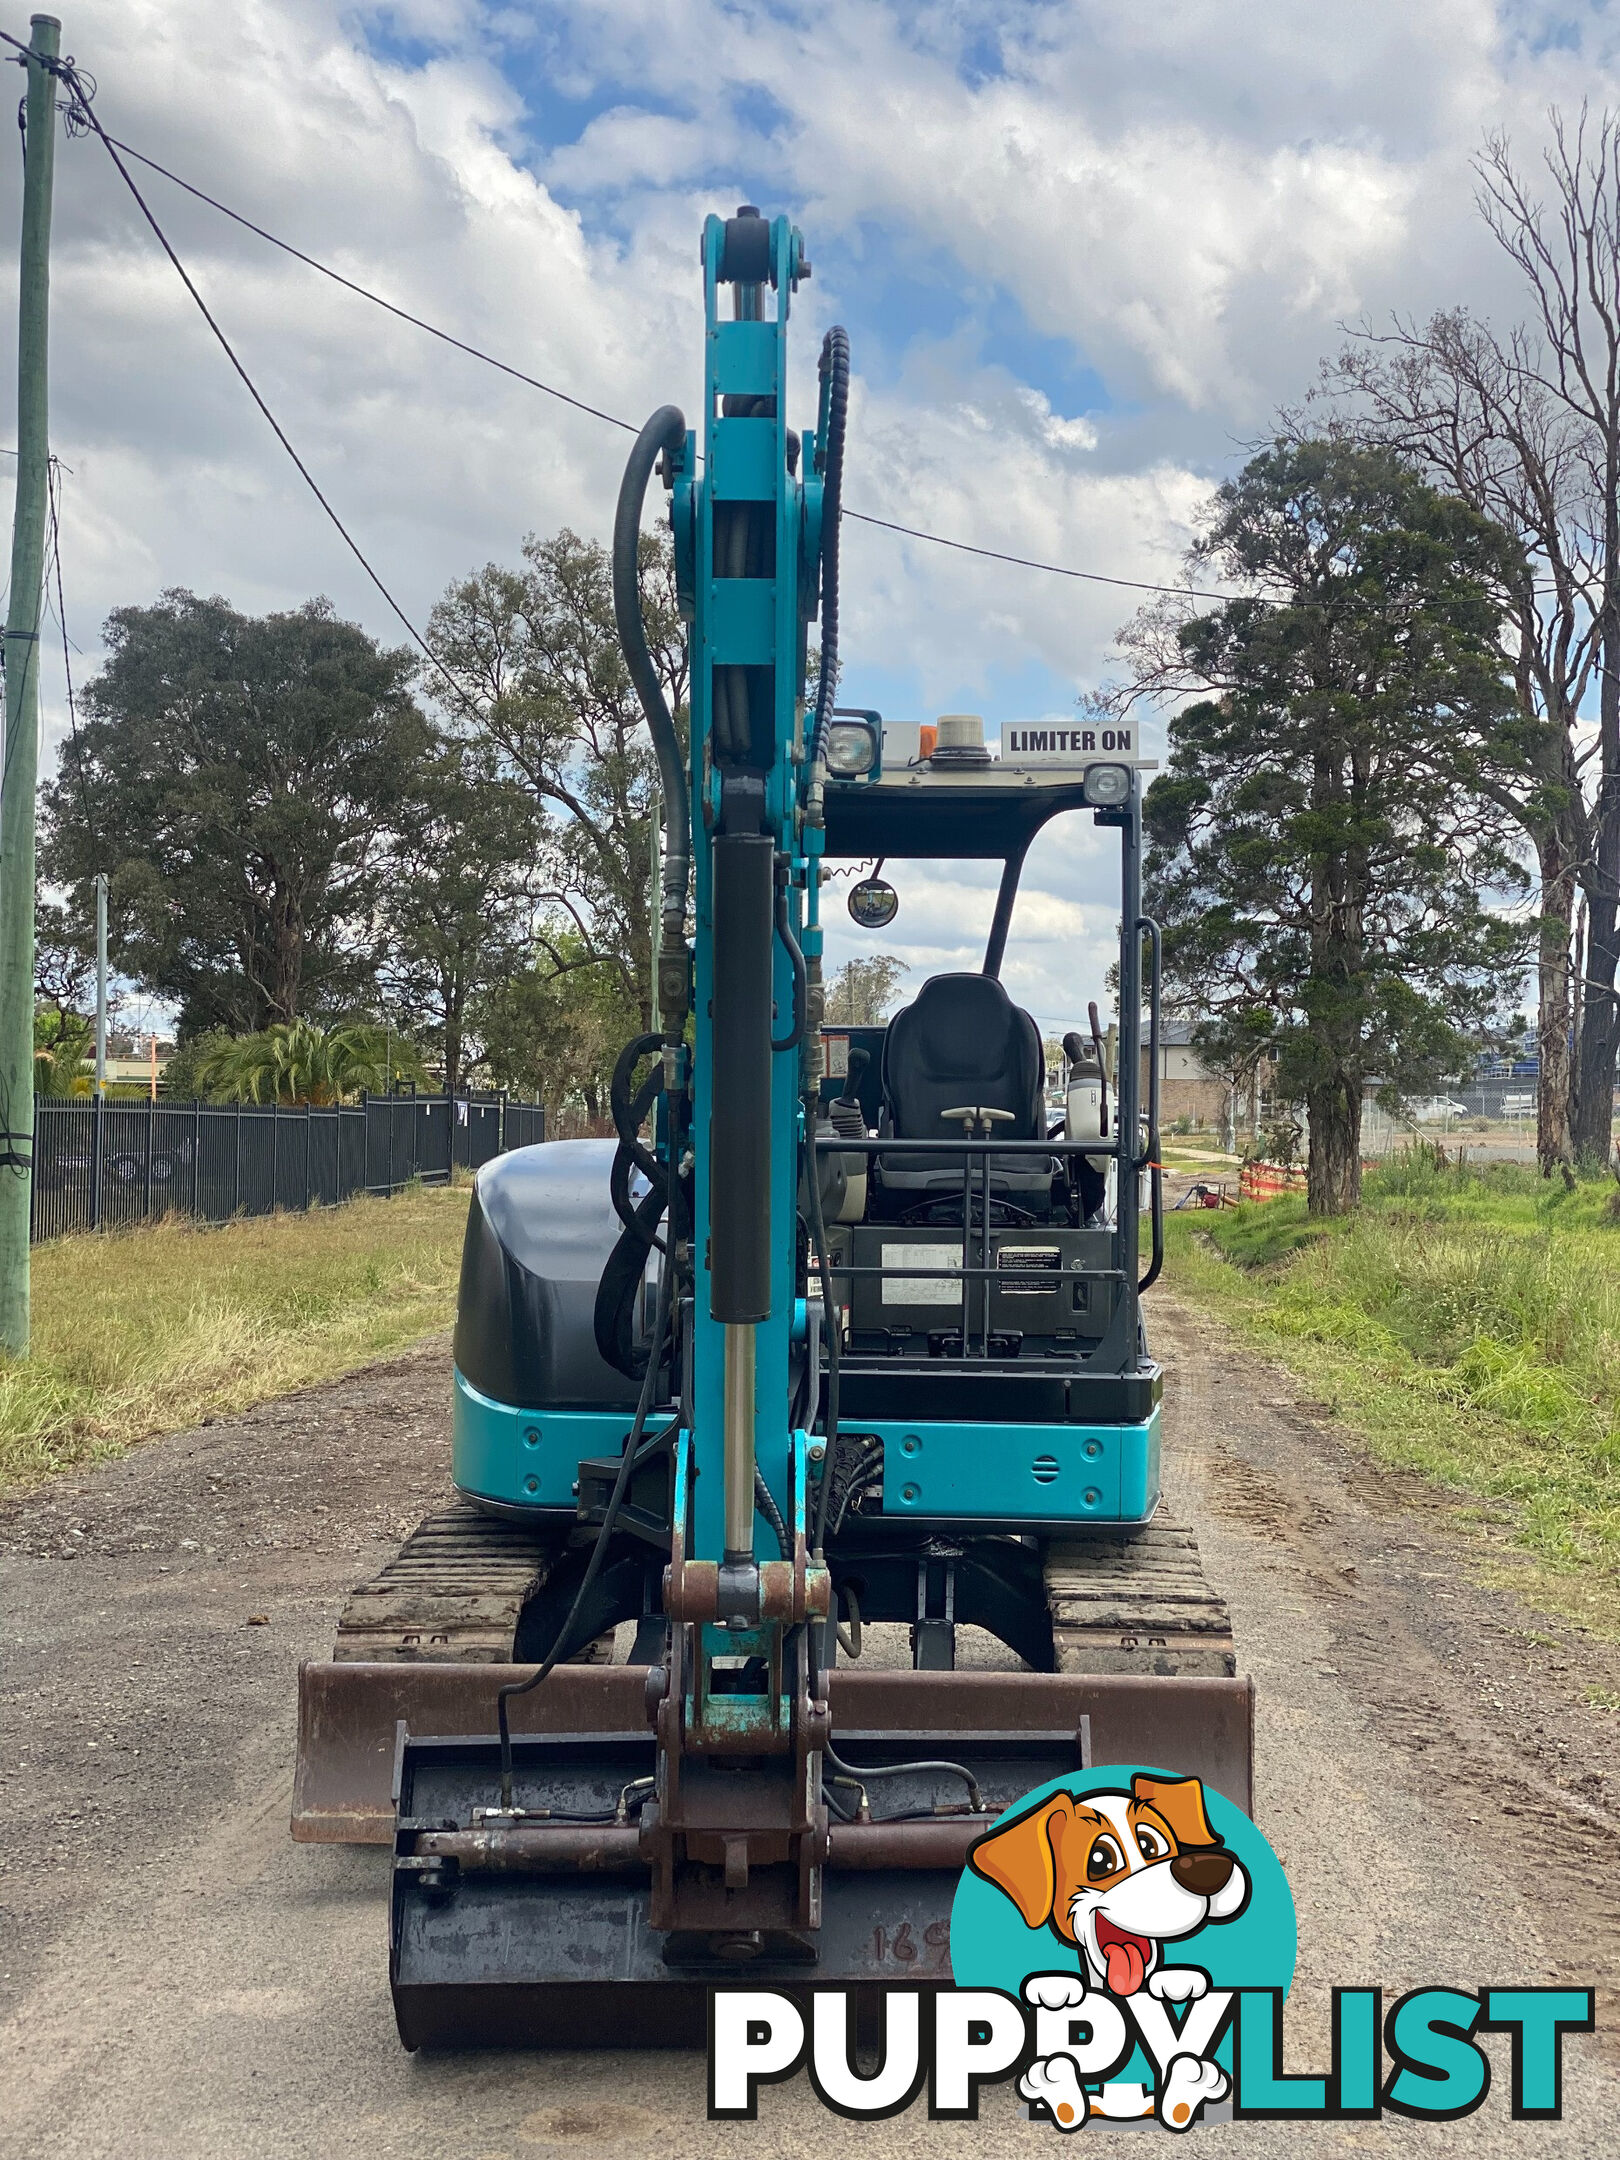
[1,0,1614,1035]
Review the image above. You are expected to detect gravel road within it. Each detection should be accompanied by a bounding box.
[2,1298,1617,2158]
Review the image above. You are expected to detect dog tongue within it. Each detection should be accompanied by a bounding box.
[1103,1936,1147,1997]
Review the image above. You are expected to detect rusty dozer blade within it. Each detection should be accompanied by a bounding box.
[321,1661,1251,2050]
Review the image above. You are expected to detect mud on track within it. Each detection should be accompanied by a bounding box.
[2,1302,1619,2158]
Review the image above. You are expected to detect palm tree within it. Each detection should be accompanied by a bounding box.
[197,1019,426,1105]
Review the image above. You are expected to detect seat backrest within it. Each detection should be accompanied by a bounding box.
[880,974,1045,1144]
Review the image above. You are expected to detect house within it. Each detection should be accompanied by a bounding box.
[1141,1020,1266,1132]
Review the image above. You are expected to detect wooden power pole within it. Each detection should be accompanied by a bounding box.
[0,16,61,1354]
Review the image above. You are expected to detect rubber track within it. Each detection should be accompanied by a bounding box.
[1043,1517,1237,1677]
[332,1500,560,1663]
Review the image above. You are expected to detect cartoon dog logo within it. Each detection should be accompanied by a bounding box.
[967,1773,1250,2130]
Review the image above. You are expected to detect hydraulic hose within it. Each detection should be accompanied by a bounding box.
[771,864,808,1052]
[808,328,849,772]
[498,1246,676,1810]
[804,1115,843,1557]
[614,406,690,986]
[597,1034,681,1377]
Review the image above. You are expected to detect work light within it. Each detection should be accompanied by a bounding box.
[1082,762,1131,806]
[824,717,878,775]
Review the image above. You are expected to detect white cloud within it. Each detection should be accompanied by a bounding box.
[2,0,1614,1040]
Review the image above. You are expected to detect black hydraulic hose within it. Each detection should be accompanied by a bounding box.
[809,328,849,770]
[614,407,690,964]
[771,871,808,1052]
[830,1442,884,1537]
[497,1250,676,1811]
[823,1740,986,1816]
[803,1129,842,1556]
[754,1463,791,1559]
[611,1033,666,1192]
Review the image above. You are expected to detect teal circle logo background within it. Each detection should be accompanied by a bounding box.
[949,1765,1297,2080]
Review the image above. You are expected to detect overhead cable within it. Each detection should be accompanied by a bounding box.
[3,34,484,715]
[51,91,1249,609]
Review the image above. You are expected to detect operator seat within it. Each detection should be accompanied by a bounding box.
[874,973,1054,1216]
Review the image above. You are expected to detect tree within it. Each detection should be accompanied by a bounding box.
[34,896,93,1031]
[376,732,542,1095]
[1468,111,1620,1165]
[427,529,687,1030]
[825,955,910,1024]
[473,933,640,1126]
[195,1018,426,1106]
[1324,309,1594,1175]
[33,1008,90,1098]
[1131,439,1528,1214]
[41,591,430,1036]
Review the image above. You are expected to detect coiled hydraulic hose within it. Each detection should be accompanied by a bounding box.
[613,406,690,981]
[597,1034,687,1379]
[808,327,849,772]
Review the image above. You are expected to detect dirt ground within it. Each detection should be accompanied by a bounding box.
[2,1298,1618,2157]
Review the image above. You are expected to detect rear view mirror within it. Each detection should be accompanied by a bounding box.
[848,877,899,929]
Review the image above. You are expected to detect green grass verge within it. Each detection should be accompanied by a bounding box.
[1164,1153,1620,1622]
[0,1181,469,1494]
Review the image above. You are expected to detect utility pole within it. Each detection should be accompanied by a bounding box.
[94,870,107,1096]
[0,17,61,1355]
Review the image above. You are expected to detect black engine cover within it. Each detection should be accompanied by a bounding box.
[454,1139,644,1411]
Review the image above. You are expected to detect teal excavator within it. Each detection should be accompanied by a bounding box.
[291,205,1251,2047]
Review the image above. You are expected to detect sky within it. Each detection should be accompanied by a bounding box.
[2,0,1617,1037]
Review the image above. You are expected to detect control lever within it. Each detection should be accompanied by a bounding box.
[940,1106,1017,1136]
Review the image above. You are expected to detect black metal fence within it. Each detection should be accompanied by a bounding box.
[30,1091,546,1244]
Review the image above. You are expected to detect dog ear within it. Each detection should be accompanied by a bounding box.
[1132,1773,1219,1849]
[967,1794,1075,1928]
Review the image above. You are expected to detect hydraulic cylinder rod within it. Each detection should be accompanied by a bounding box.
[722,1322,757,1560]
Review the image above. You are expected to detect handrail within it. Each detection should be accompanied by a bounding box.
[812,1133,1128,1159]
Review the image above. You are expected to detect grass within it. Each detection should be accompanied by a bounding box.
[0,1181,469,1493]
[1164,1151,1620,1624]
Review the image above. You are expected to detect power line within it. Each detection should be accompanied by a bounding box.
[841,511,1236,601]
[9,37,483,718]
[46,458,100,867]
[99,134,640,438]
[71,103,1248,609]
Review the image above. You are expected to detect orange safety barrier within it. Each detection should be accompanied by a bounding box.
[1239,1159,1308,1201]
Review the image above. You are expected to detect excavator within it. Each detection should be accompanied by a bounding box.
[291,205,1251,2048]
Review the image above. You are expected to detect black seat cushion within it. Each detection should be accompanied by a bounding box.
[877,975,1049,1203]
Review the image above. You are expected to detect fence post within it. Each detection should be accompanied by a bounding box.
[388,1091,396,1193]
[270,1100,278,1214]
[193,1096,202,1215]
[305,1097,312,1210]
[233,1100,241,1217]
[143,1095,154,1223]
[90,1091,103,1233]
